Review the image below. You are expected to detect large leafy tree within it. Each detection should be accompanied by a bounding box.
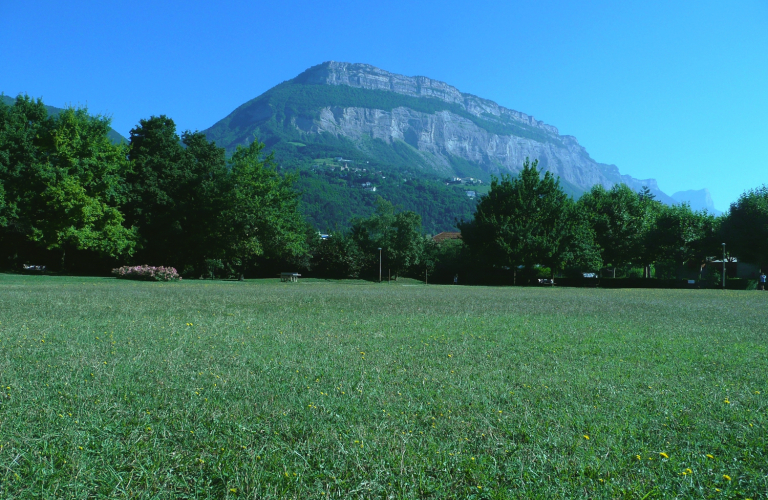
[220,140,308,274]
[351,197,427,279]
[459,158,588,279]
[721,185,768,268]
[311,231,365,279]
[646,203,719,276]
[126,119,309,276]
[0,96,51,264]
[124,116,228,272]
[32,108,135,259]
[577,184,650,276]
[0,96,135,269]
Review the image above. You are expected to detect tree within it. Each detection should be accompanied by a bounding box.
[459,158,585,280]
[33,108,135,260]
[577,184,649,276]
[124,116,228,272]
[0,96,135,269]
[351,197,427,279]
[646,203,719,277]
[721,185,768,268]
[0,96,52,265]
[311,232,364,279]
[220,140,308,275]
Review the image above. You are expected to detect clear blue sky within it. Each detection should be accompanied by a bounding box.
[3,0,766,210]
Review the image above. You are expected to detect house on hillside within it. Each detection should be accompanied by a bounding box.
[433,232,462,243]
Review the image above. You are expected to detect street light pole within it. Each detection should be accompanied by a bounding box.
[378,247,382,283]
[722,242,726,290]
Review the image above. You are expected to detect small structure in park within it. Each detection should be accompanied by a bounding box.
[22,264,46,273]
[280,272,301,283]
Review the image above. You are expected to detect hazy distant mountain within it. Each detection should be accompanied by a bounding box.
[1,94,127,144]
[672,189,722,216]
[204,61,678,203]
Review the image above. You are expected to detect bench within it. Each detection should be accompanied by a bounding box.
[280,272,301,283]
[22,264,47,273]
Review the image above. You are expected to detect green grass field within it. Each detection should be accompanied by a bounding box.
[0,275,766,499]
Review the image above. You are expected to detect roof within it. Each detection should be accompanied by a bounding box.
[432,231,462,243]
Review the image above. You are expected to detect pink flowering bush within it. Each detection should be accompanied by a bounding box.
[112,265,182,282]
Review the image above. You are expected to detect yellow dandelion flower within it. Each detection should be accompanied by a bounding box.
[660,452,669,459]
[583,435,589,440]
[723,474,731,481]
[706,454,714,459]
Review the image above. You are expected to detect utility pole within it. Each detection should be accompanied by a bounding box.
[722,243,726,290]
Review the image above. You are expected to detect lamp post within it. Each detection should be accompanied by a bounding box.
[378,247,382,283]
[722,243,726,290]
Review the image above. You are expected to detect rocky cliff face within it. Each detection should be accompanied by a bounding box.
[204,62,677,203]
[296,62,560,135]
[291,62,675,202]
[672,189,721,215]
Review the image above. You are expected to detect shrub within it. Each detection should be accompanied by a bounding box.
[112,265,182,282]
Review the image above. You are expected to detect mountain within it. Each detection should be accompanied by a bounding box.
[672,189,722,216]
[204,61,677,206]
[1,94,127,144]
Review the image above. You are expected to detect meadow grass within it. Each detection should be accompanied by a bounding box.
[0,275,766,499]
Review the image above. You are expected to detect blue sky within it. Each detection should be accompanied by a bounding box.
[3,0,766,210]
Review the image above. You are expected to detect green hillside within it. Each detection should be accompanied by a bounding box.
[291,160,478,233]
[1,94,127,144]
[203,80,587,231]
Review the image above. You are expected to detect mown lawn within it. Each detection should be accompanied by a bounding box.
[0,275,766,499]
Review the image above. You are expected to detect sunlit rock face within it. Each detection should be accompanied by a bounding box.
[207,61,678,203]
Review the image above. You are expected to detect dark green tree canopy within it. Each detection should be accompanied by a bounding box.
[221,140,309,271]
[577,184,650,270]
[721,185,768,267]
[351,197,427,278]
[0,96,135,268]
[646,203,718,268]
[124,116,230,271]
[460,158,590,276]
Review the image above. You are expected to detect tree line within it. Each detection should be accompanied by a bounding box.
[0,96,307,276]
[303,163,767,284]
[1,96,766,281]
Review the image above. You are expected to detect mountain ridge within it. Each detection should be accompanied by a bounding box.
[204,62,677,204]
